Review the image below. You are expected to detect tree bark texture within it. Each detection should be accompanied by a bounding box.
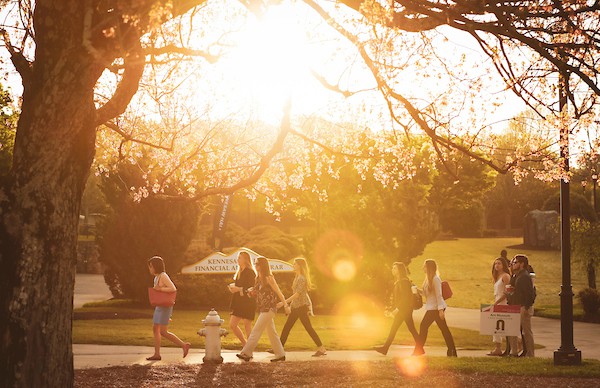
[0,2,102,387]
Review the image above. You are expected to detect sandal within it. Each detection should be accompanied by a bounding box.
[146,355,161,361]
[312,349,327,357]
[486,351,502,356]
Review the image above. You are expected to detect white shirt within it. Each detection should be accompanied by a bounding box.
[424,275,447,311]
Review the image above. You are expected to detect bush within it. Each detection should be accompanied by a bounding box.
[578,288,600,317]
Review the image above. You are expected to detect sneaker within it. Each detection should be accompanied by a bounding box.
[270,356,286,362]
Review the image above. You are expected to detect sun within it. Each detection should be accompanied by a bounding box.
[222,2,329,124]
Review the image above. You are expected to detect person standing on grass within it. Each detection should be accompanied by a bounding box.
[278,258,327,357]
[228,251,257,347]
[487,257,511,356]
[146,256,190,361]
[413,259,457,357]
[373,262,419,356]
[237,257,291,362]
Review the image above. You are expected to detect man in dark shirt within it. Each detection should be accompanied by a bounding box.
[507,254,535,357]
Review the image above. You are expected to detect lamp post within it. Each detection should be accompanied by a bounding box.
[553,70,582,365]
[592,172,598,213]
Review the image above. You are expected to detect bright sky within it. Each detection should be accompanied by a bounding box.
[0,0,528,133]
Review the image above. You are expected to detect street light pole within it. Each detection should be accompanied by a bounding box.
[553,70,582,365]
[592,172,598,213]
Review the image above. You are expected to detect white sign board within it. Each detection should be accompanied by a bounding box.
[480,304,521,336]
[181,247,294,274]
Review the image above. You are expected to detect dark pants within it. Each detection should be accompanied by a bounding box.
[280,305,322,347]
[415,310,456,353]
[381,310,419,352]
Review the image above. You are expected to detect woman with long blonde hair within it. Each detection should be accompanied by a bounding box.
[413,259,457,357]
[227,251,257,346]
[279,258,327,357]
[237,257,290,362]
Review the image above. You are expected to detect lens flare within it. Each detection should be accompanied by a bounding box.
[313,229,364,279]
[332,259,356,281]
[394,356,427,377]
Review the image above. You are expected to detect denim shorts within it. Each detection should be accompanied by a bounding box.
[153,306,173,325]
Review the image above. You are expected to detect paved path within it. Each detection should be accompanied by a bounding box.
[73,274,599,369]
[74,274,113,309]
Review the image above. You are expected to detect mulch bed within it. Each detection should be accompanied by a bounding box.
[75,361,596,387]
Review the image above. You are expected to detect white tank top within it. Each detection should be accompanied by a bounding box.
[494,277,507,304]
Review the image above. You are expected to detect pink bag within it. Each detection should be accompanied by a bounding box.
[148,287,177,307]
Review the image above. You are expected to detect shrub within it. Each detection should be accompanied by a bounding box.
[578,288,600,316]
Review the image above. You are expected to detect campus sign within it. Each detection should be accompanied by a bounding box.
[479,304,521,336]
[181,247,294,274]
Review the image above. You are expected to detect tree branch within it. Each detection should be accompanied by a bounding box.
[95,39,145,126]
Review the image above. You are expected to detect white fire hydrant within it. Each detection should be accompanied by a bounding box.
[197,309,228,364]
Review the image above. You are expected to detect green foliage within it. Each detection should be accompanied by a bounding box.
[430,154,496,237]
[98,196,199,302]
[0,84,18,174]
[485,171,557,232]
[542,192,597,222]
[577,288,600,317]
[571,218,600,289]
[278,135,437,310]
[97,159,200,302]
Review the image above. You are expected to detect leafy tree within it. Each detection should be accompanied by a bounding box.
[542,192,597,223]
[484,111,558,232]
[0,84,18,174]
[2,2,600,386]
[571,219,600,289]
[429,154,496,236]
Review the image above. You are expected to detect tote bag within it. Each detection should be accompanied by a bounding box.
[148,287,177,307]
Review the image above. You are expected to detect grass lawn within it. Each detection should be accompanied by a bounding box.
[73,306,490,350]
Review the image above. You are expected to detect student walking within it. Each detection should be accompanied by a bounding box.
[373,262,419,356]
[146,256,191,361]
[413,259,457,357]
[237,257,291,362]
[279,258,327,357]
[228,251,257,347]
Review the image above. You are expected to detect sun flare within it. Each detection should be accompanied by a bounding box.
[224,3,322,123]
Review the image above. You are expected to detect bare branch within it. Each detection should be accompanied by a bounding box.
[101,121,174,152]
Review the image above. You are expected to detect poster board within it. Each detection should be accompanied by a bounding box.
[480,304,521,336]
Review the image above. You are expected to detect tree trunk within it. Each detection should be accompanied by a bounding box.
[588,261,597,289]
[0,4,102,386]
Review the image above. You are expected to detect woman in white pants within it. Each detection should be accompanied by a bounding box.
[237,257,291,362]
